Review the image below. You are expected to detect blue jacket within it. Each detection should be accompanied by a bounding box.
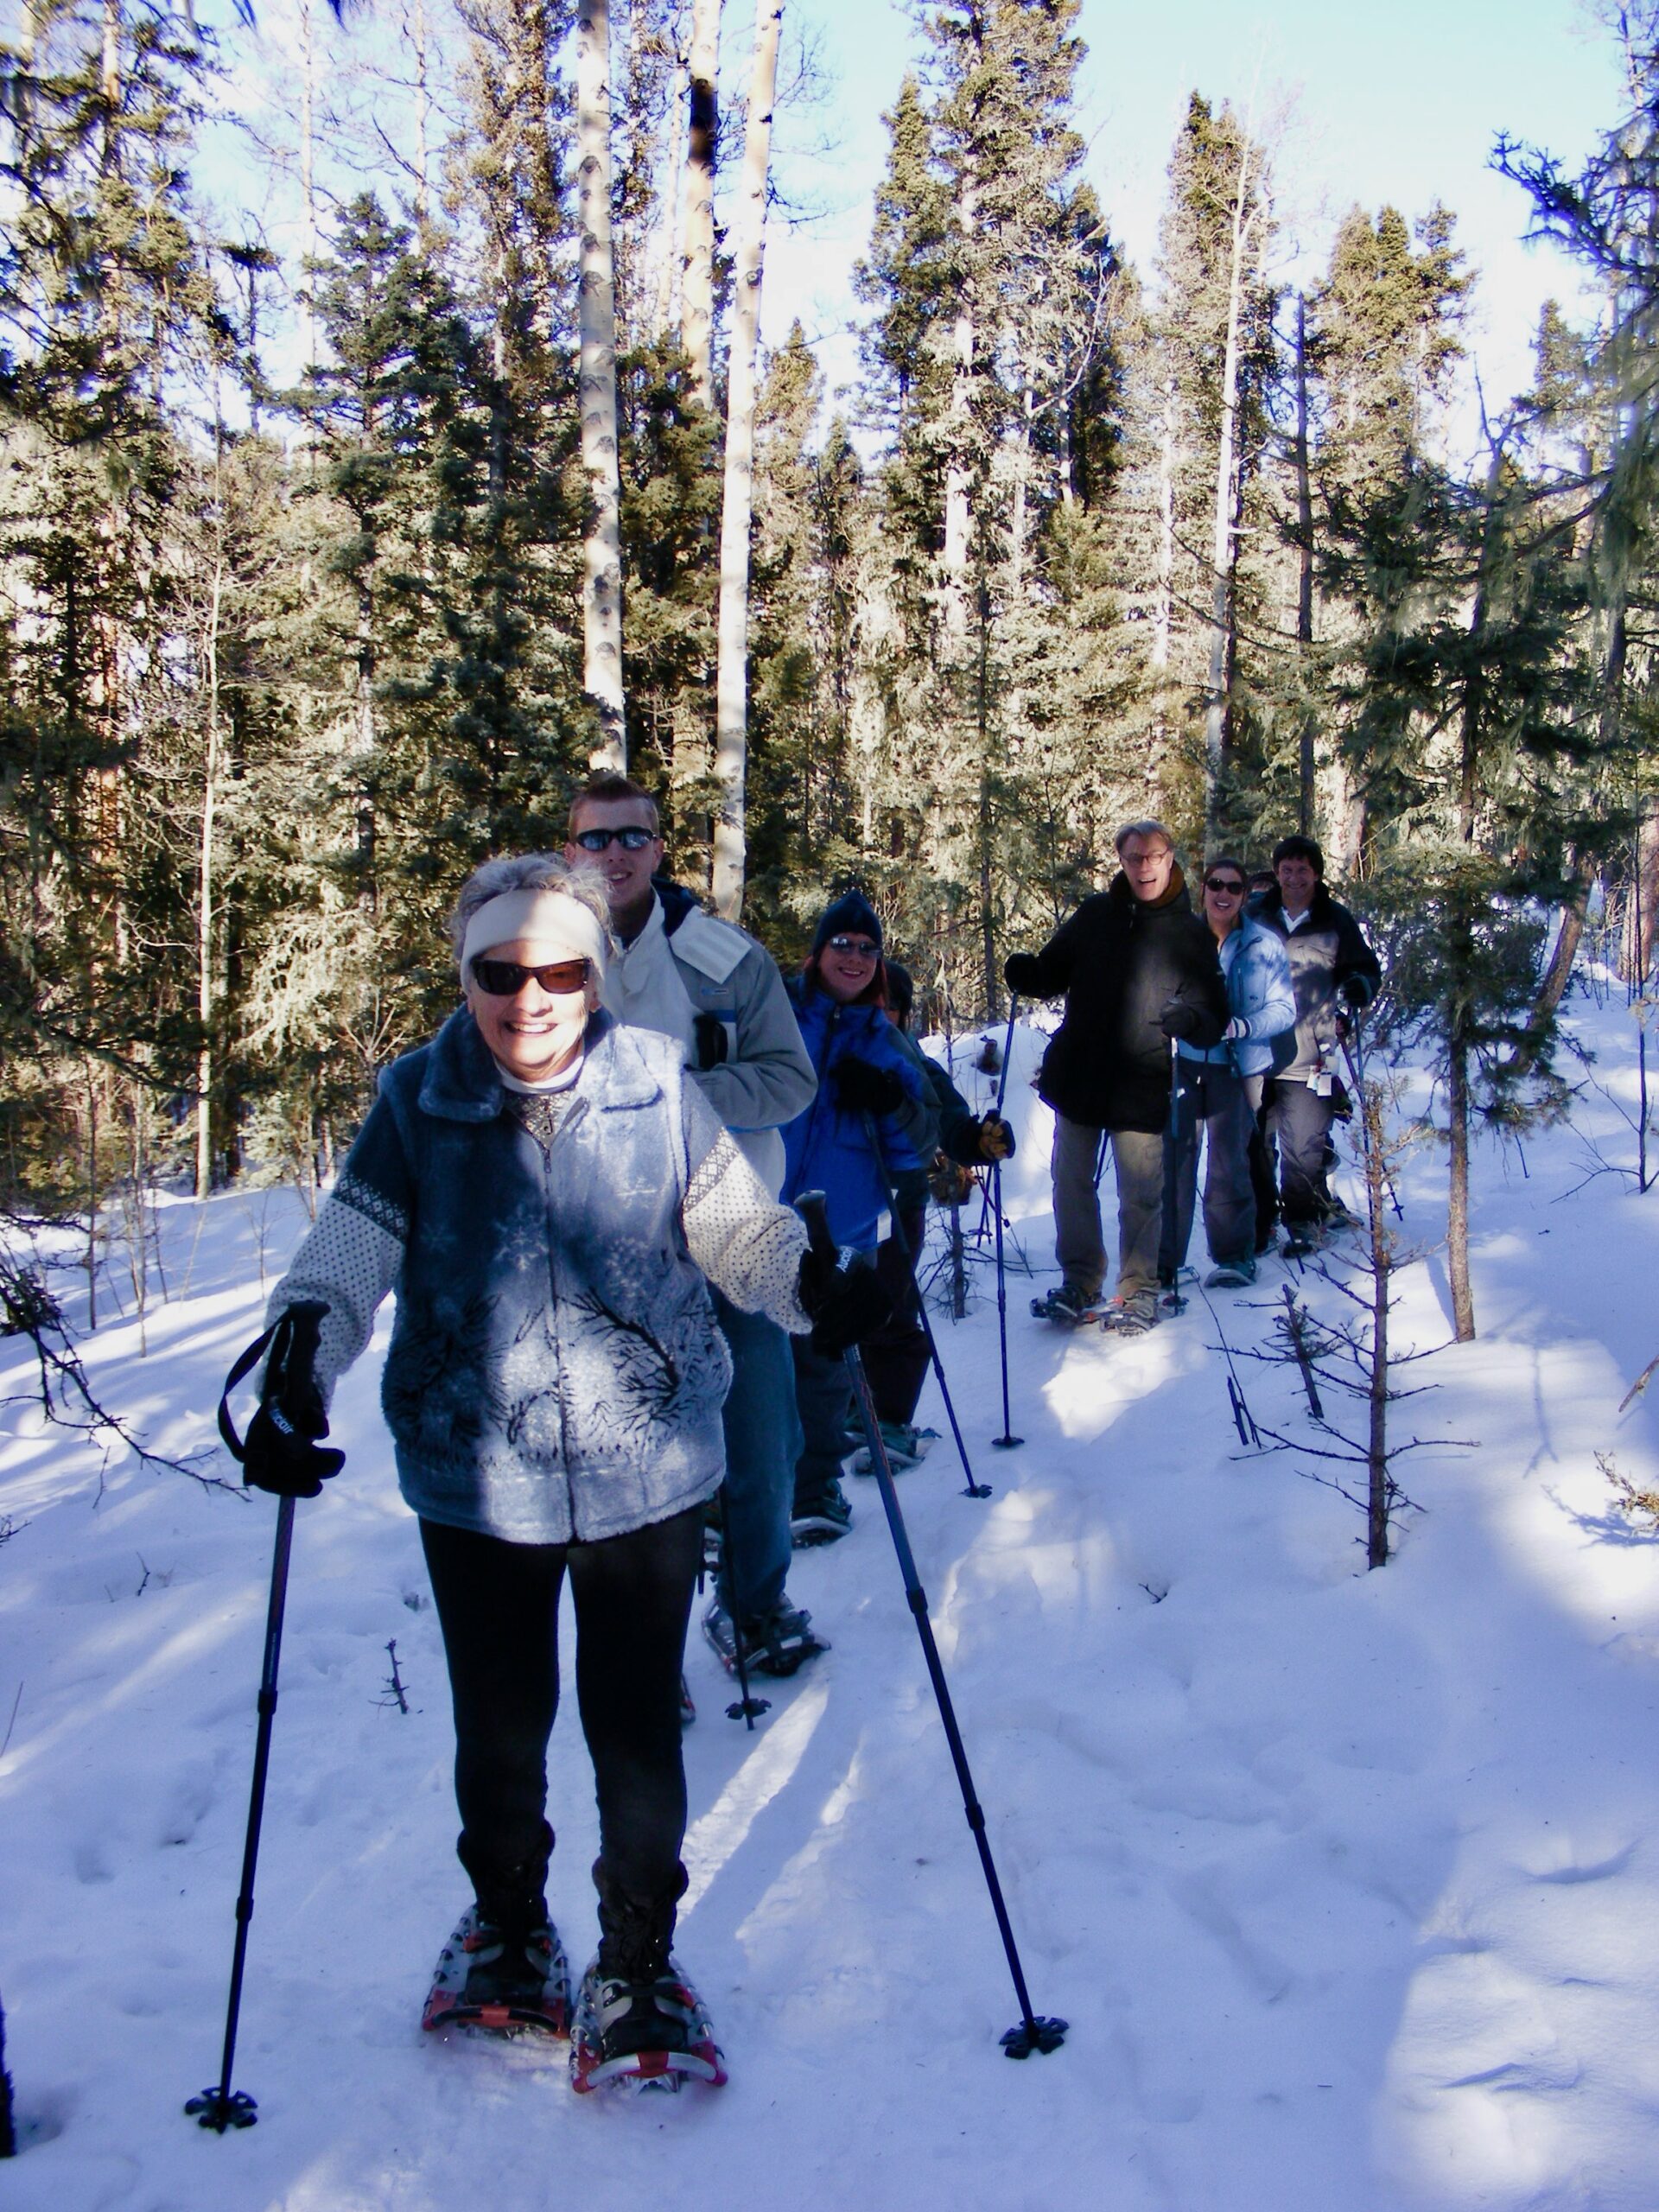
[779,982,926,1249]
[1179,916,1297,1078]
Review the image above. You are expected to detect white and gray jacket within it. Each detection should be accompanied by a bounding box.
[267,1007,810,1546]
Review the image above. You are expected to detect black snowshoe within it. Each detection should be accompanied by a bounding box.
[1030,1284,1105,1325]
[423,1903,572,2037]
[569,1959,727,2095]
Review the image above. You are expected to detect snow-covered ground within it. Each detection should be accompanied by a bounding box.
[4,988,1659,2211]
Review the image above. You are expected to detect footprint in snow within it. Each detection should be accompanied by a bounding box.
[1527,1840,1637,1885]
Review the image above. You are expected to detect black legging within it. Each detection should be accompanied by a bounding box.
[419,1505,703,1909]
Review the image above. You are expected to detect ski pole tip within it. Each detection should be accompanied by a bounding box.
[185,2088,258,2132]
[991,1433,1022,1452]
[1001,2016,1068,2059]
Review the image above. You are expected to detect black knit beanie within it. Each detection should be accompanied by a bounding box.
[810,891,883,957]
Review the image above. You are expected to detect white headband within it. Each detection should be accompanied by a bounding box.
[461,889,612,977]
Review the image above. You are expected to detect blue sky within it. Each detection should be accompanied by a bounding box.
[760,0,1627,454]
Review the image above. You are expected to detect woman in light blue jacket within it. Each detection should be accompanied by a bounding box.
[1163,855,1296,1287]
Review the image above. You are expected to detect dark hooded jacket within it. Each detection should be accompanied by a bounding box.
[1014,868,1229,1133]
[1246,881,1382,1083]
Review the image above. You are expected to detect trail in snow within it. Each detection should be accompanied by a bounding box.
[3,990,1659,2210]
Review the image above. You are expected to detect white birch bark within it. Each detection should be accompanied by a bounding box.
[195,561,224,1199]
[1202,133,1255,836]
[941,174,976,639]
[679,0,721,407]
[710,0,782,920]
[655,36,688,337]
[577,0,627,766]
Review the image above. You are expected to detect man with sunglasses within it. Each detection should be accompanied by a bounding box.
[565,772,823,1683]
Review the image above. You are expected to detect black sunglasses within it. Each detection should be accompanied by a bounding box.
[573,826,656,852]
[1204,878,1246,895]
[471,956,589,996]
[825,936,880,959]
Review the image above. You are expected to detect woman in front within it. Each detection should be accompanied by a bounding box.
[234,854,877,2093]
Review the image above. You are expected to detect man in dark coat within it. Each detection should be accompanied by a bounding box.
[1005,820,1228,1329]
[1248,832,1382,1250]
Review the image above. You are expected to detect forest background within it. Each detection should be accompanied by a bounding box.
[0,0,1655,1237]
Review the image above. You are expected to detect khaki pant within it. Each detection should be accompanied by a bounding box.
[1051,1115,1166,1301]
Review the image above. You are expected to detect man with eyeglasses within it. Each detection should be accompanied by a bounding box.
[565,772,824,1683]
[1004,820,1228,1332]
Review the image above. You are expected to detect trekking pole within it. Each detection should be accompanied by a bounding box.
[1160,1037,1188,1314]
[989,997,1022,1450]
[795,1192,1065,2060]
[187,1307,328,2133]
[186,1495,293,2132]
[971,997,1020,1247]
[716,1483,770,1729]
[861,1112,993,1498]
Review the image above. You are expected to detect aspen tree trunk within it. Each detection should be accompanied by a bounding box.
[195,561,225,1200]
[942,174,976,640]
[680,0,721,406]
[577,0,628,766]
[1294,293,1316,834]
[655,38,689,336]
[1201,134,1254,839]
[300,0,319,374]
[1151,370,1175,748]
[710,0,783,921]
[410,0,431,224]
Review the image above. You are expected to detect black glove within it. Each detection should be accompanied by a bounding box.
[230,1301,345,1500]
[693,1012,728,1070]
[1003,952,1043,996]
[976,1112,1015,1162]
[1158,996,1205,1044]
[1338,973,1371,1011]
[831,1057,905,1116]
[798,1254,893,1357]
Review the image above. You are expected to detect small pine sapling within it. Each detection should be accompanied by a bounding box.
[1243,1060,1470,1565]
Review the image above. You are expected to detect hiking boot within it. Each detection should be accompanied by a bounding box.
[1101,1291,1159,1334]
[1204,1259,1255,1289]
[703,1597,829,1679]
[791,1477,852,1546]
[852,1420,938,1473]
[423,1903,572,2034]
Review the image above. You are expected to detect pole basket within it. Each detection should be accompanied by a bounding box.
[1001,2017,1069,2060]
[185,2088,258,2132]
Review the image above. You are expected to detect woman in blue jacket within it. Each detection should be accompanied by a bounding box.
[1164,856,1296,1288]
[780,893,925,1541]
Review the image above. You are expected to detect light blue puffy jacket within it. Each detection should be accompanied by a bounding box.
[1178,917,1296,1077]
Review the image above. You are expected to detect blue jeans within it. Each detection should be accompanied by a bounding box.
[714,1291,801,1624]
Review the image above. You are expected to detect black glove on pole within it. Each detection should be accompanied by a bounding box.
[858,1112,991,1498]
[831,1057,906,1116]
[989,997,1022,1450]
[794,1193,1064,2060]
[188,1301,337,2133]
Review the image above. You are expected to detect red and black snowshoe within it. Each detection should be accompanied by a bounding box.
[422,1904,572,2037]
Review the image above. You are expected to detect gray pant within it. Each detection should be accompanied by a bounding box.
[1164,1060,1256,1273]
[1267,1076,1334,1227]
[1052,1114,1166,1300]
